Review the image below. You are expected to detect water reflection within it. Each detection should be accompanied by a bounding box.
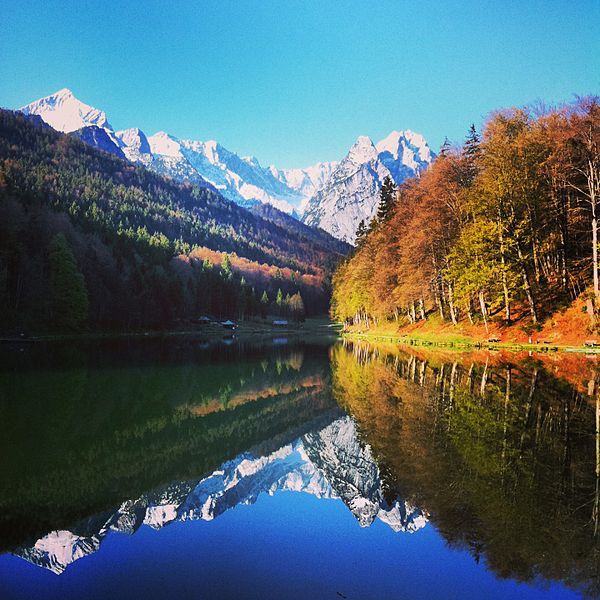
[0,339,336,552]
[16,416,425,574]
[334,340,600,597]
[1,337,599,597]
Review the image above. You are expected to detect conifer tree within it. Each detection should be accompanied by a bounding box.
[462,124,481,186]
[284,292,292,317]
[48,233,89,331]
[355,219,368,246]
[260,290,269,318]
[464,124,480,158]
[439,136,451,157]
[377,176,397,222]
[275,288,284,315]
[221,254,232,279]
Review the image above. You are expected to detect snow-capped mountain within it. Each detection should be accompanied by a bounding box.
[302,131,433,243]
[20,88,112,133]
[18,89,433,226]
[270,162,340,213]
[115,127,153,166]
[14,416,427,574]
[18,89,312,214]
[147,132,305,214]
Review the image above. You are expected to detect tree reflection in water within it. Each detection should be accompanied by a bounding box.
[332,340,600,598]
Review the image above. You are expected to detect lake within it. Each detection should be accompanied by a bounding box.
[0,335,598,599]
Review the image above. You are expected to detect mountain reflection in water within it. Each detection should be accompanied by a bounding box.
[333,340,600,598]
[17,416,425,574]
[0,337,599,598]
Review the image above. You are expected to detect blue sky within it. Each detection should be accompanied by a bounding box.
[1,0,598,168]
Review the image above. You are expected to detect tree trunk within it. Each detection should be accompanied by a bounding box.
[498,222,511,323]
[467,304,474,325]
[478,290,489,333]
[435,289,444,320]
[447,282,458,325]
[517,243,538,323]
[587,298,597,328]
[419,298,426,320]
[594,208,599,299]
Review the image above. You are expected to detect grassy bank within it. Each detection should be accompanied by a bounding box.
[341,297,599,354]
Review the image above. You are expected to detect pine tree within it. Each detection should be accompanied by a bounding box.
[260,290,269,318]
[464,124,480,158]
[48,233,89,331]
[221,254,232,279]
[275,288,284,315]
[284,293,292,317]
[462,124,481,186]
[376,176,397,222]
[439,136,451,157]
[355,219,368,245]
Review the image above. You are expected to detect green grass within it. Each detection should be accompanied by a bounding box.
[342,329,600,354]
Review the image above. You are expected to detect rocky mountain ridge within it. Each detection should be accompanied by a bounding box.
[19,89,434,238]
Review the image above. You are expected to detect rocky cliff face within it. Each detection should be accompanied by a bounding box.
[302,131,433,243]
[14,417,427,574]
[70,125,126,159]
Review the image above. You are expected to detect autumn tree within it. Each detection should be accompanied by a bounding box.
[567,97,600,300]
[331,97,600,334]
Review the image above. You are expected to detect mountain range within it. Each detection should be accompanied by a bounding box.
[303,131,432,242]
[14,416,427,574]
[19,89,434,242]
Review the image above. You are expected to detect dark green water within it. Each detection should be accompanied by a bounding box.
[0,336,598,599]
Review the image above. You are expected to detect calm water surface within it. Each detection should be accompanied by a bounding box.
[0,336,598,599]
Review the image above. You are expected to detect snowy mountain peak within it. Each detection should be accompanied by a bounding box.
[116,128,151,153]
[115,128,152,164]
[242,155,261,168]
[270,161,340,208]
[148,131,182,157]
[347,135,378,164]
[20,88,112,133]
[375,130,404,156]
[375,129,430,162]
[302,129,434,243]
[17,89,432,227]
[54,87,74,99]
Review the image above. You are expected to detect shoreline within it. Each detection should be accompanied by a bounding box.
[1,318,342,344]
[341,330,600,354]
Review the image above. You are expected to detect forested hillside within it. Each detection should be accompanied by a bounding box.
[0,110,349,331]
[332,97,600,338]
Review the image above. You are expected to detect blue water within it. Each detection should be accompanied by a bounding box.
[0,338,595,599]
[0,492,579,600]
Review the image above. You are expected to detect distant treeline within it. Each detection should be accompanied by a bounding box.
[0,110,348,331]
[332,96,600,331]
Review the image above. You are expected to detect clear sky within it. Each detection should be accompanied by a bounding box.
[1,0,598,168]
